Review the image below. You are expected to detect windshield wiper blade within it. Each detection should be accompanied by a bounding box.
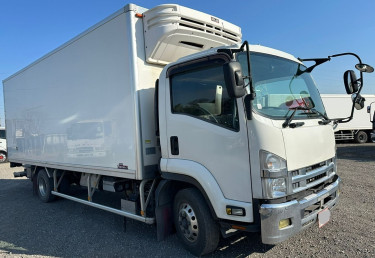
[299,108,333,125]
[285,107,334,126]
[282,106,310,128]
[310,108,334,125]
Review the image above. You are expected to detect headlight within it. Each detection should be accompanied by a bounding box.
[260,150,287,199]
[263,178,287,198]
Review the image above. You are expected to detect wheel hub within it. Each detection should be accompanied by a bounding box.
[178,203,199,242]
[38,178,47,197]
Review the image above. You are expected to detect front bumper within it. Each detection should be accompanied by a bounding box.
[259,176,341,244]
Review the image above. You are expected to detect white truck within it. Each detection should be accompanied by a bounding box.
[0,127,7,162]
[321,94,375,143]
[3,3,373,256]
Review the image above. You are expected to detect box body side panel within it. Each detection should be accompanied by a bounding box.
[4,12,140,177]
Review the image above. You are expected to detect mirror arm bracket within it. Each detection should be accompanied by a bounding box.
[297,58,331,75]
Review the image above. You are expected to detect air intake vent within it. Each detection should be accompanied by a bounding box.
[179,16,240,43]
[179,41,204,48]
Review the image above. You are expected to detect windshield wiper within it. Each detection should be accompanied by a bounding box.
[299,108,333,125]
[282,106,311,128]
[284,107,334,127]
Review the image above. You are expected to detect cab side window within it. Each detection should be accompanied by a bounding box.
[170,65,239,131]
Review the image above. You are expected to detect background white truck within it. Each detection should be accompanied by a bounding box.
[4,3,372,256]
[0,127,7,162]
[321,94,375,143]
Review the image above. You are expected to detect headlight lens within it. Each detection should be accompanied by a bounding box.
[265,154,283,171]
[263,178,287,198]
[260,150,288,199]
[260,150,287,175]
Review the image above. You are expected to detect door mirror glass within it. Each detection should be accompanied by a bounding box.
[355,63,374,73]
[223,61,246,98]
[352,93,365,110]
[343,70,359,94]
[369,102,375,122]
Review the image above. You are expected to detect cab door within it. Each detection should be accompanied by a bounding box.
[162,55,252,203]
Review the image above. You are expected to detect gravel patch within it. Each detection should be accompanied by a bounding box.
[0,143,374,257]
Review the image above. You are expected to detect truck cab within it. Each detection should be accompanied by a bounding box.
[157,44,340,246]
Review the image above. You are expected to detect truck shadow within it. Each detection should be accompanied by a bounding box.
[0,176,273,257]
[209,232,273,257]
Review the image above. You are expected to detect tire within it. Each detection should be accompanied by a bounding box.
[0,152,7,163]
[173,188,219,256]
[36,169,55,203]
[354,131,368,144]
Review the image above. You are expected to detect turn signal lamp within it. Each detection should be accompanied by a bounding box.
[226,206,245,216]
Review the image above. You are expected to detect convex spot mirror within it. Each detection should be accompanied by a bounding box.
[343,70,359,94]
[223,61,246,98]
[368,102,375,123]
[355,63,374,73]
[352,93,365,110]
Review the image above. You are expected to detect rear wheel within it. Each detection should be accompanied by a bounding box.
[36,170,55,202]
[354,130,368,143]
[173,188,219,256]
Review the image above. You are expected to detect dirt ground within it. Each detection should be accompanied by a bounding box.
[0,143,374,257]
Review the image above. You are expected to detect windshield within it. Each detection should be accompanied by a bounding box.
[237,52,326,120]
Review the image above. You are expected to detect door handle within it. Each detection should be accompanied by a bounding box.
[170,136,179,155]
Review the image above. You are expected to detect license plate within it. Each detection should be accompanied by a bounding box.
[318,208,331,228]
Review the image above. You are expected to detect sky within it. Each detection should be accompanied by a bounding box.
[1,0,375,126]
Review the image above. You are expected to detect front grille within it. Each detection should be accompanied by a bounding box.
[306,173,326,184]
[302,191,336,223]
[289,158,336,194]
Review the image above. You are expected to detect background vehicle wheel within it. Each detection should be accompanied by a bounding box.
[354,130,368,143]
[36,169,55,202]
[0,152,7,163]
[173,188,219,256]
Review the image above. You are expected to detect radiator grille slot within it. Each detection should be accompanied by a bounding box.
[181,17,204,25]
[179,23,204,31]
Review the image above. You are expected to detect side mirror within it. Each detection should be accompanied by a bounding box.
[369,102,375,123]
[223,61,246,98]
[352,93,365,110]
[343,70,359,94]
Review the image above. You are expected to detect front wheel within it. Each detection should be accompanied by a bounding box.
[173,188,219,256]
